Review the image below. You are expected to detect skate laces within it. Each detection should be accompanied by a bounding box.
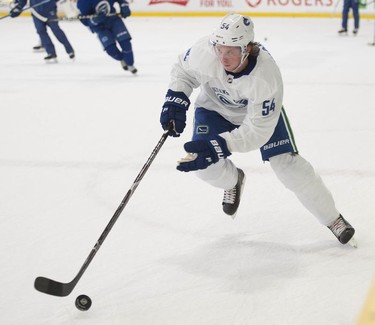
[329,217,347,237]
[223,187,237,204]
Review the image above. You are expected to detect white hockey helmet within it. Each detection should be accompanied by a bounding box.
[210,13,255,55]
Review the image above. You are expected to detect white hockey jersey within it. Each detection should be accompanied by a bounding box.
[168,36,284,153]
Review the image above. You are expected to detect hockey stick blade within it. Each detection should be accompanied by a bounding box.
[34,276,77,297]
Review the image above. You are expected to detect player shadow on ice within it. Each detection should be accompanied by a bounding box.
[161,233,302,294]
[161,232,353,294]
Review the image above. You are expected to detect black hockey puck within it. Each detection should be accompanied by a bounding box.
[75,294,92,311]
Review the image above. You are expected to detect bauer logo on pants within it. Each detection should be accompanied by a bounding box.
[263,139,290,151]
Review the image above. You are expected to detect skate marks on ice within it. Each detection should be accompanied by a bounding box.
[160,233,300,294]
[160,232,362,294]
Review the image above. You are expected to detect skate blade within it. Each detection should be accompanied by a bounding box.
[229,173,246,220]
[45,59,58,64]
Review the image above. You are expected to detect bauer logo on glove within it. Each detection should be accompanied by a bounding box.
[164,95,190,108]
[160,89,191,137]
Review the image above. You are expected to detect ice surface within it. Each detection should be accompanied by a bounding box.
[0,16,375,325]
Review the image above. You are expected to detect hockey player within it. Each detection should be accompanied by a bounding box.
[76,0,137,74]
[9,0,75,62]
[160,13,356,246]
[338,0,360,35]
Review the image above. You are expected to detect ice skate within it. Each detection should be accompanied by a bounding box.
[68,52,75,59]
[120,60,128,71]
[328,215,356,247]
[338,28,348,35]
[222,168,246,218]
[33,44,44,52]
[44,54,57,63]
[127,65,138,74]
[121,60,137,74]
[353,28,358,35]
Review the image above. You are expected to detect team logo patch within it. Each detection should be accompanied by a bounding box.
[96,0,110,14]
[212,87,248,109]
[196,125,209,134]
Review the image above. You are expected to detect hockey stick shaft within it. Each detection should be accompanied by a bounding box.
[47,12,121,22]
[0,0,50,20]
[34,125,172,297]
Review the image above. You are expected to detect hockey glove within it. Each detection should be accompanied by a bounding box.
[10,6,22,18]
[177,136,231,172]
[90,11,107,25]
[160,89,190,137]
[120,1,131,18]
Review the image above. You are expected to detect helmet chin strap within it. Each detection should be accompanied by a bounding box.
[231,52,249,73]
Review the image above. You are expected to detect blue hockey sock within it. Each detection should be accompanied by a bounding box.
[118,39,134,66]
[105,44,123,61]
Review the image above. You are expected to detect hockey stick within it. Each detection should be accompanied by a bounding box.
[47,12,121,22]
[0,0,50,20]
[34,124,172,297]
